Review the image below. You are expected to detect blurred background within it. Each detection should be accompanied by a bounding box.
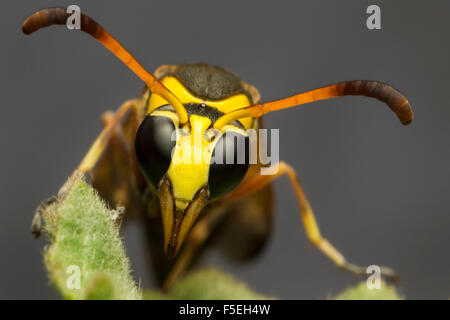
[1,0,449,299]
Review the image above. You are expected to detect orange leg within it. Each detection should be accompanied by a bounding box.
[225,161,399,281]
[31,100,140,236]
[164,160,399,289]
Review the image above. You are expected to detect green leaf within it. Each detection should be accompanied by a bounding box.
[169,267,270,300]
[144,267,270,300]
[42,173,141,300]
[333,281,402,300]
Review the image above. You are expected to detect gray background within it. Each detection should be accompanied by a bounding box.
[1,0,449,299]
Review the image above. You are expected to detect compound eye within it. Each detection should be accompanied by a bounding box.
[135,114,176,187]
[209,131,249,199]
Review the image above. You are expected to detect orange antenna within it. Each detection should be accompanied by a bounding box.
[213,80,413,129]
[22,7,189,126]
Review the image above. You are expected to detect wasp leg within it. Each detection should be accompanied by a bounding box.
[222,161,399,282]
[31,195,58,237]
[101,110,116,127]
[78,100,137,177]
[32,100,144,236]
[76,99,148,219]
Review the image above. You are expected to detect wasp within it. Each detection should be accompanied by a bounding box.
[23,7,413,289]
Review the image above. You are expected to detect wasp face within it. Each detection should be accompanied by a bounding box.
[135,104,250,258]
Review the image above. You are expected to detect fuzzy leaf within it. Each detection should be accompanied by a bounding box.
[42,174,141,300]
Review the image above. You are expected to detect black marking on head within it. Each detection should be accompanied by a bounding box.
[172,64,247,101]
[156,103,244,129]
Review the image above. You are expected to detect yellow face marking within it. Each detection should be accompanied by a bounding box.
[146,76,253,129]
[167,115,215,210]
[150,111,247,211]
